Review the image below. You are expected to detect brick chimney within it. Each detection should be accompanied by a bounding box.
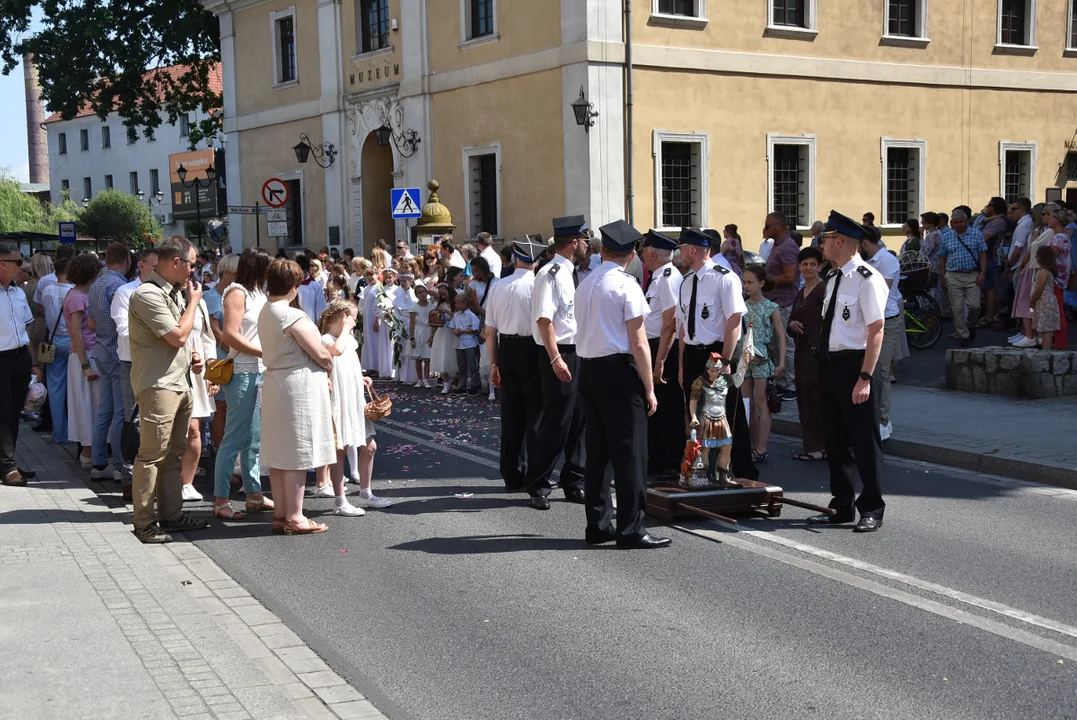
[23,52,48,185]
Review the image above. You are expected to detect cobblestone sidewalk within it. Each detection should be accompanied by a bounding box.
[0,427,388,720]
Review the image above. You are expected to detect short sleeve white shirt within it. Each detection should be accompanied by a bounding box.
[42,282,75,339]
[479,246,503,279]
[575,262,649,358]
[866,249,903,318]
[111,278,142,361]
[821,257,889,352]
[485,268,534,336]
[0,284,32,351]
[531,254,577,345]
[644,262,683,339]
[676,258,747,346]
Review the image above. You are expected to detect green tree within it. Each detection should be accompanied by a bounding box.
[0,0,220,148]
[78,190,162,249]
[0,176,49,233]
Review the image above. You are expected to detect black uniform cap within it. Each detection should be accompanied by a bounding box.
[824,210,870,241]
[678,226,710,248]
[511,236,546,263]
[643,229,678,251]
[701,228,723,249]
[599,220,643,251]
[552,215,588,237]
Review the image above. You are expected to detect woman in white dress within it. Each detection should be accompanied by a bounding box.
[428,284,457,393]
[392,272,418,383]
[63,254,101,467]
[467,257,497,400]
[407,282,433,387]
[258,259,336,535]
[360,272,392,377]
[180,299,217,502]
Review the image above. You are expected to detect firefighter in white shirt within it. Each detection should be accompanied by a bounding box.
[575,220,670,549]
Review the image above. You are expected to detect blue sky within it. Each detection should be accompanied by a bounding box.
[1,59,32,182]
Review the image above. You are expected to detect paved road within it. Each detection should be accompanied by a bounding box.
[179,386,1077,720]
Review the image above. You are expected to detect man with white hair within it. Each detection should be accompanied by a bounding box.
[810,221,826,248]
[476,232,502,279]
[938,209,987,348]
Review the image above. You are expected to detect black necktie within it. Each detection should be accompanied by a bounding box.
[819,271,843,358]
[687,274,699,341]
[572,268,580,289]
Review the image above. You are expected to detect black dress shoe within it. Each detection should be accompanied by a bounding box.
[853,516,883,533]
[616,533,672,549]
[17,468,36,479]
[585,530,617,545]
[529,496,551,510]
[806,512,854,525]
[563,486,585,504]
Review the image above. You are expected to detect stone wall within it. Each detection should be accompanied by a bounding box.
[946,347,1077,398]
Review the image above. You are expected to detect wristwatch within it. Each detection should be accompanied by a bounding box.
[859,371,873,382]
[81,361,91,370]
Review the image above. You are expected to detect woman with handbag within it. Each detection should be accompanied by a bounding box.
[63,254,102,468]
[741,265,786,464]
[258,260,337,535]
[39,257,74,444]
[319,300,391,514]
[212,248,273,520]
[180,299,218,502]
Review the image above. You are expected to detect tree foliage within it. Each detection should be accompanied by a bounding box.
[0,176,50,233]
[78,189,161,248]
[0,0,221,147]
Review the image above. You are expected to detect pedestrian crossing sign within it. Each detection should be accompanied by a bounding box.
[391,187,422,219]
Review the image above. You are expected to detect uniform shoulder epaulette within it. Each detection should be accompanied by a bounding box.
[548,264,560,276]
[856,266,873,279]
[663,267,672,277]
[713,264,730,275]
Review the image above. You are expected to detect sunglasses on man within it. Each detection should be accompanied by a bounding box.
[0,257,24,266]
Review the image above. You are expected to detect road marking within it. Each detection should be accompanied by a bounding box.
[380,418,501,460]
[380,423,501,471]
[382,417,1077,658]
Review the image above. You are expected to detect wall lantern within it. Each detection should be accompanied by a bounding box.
[571,86,598,133]
[375,123,422,158]
[293,133,338,169]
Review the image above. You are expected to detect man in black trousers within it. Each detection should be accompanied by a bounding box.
[676,227,757,482]
[0,243,38,486]
[485,237,545,491]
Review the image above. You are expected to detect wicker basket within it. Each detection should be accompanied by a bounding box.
[365,385,392,421]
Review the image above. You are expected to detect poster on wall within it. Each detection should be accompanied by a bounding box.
[169,148,225,221]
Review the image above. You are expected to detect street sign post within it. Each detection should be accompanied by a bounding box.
[227,205,267,215]
[267,222,289,237]
[391,187,422,219]
[262,178,290,208]
[266,210,288,223]
[58,222,77,244]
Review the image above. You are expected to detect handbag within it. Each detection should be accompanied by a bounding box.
[364,384,392,421]
[204,358,233,385]
[38,290,69,364]
[121,404,140,465]
[766,379,782,414]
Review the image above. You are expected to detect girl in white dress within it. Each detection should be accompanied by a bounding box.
[467,257,497,400]
[407,282,433,388]
[319,300,392,511]
[181,299,217,502]
[360,272,394,377]
[428,284,457,394]
[392,272,418,384]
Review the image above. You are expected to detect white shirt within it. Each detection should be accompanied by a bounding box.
[470,277,497,312]
[297,281,327,324]
[447,250,466,269]
[485,267,535,337]
[677,258,747,346]
[758,238,774,262]
[644,262,683,340]
[449,309,481,350]
[821,257,889,352]
[1010,214,1033,269]
[865,249,903,318]
[0,284,32,351]
[223,285,267,373]
[110,278,142,361]
[531,254,577,346]
[575,262,649,358]
[33,273,57,306]
[479,245,503,279]
[42,281,74,339]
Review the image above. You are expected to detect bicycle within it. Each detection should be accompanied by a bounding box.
[898,252,943,350]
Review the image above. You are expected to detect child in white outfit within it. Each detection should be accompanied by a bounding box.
[448,293,482,394]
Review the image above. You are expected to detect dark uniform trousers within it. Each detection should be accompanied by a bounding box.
[527,344,585,497]
[818,350,885,519]
[681,341,758,481]
[579,356,647,539]
[0,347,32,476]
[647,337,684,475]
[496,335,542,489]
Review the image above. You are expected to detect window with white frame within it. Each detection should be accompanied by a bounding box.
[997,0,1036,47]
[179,115,190,138]
[1069,0,1077,49]
[83,177,92,201]
[358,0,390,54]
[885,0,928,39]
[150,169,161,196]
[464,0,495,42]
[881,138,926,226]
[130,171,139,195]
[271,7,298,85]
[655,0,704,17]
[999,142,1036,203]
[80,128,88,151]
[463,144,501,237]
[58,132,67,154]
[767,134,816,230]
[768,0,815,31]
[126,126,137,144]
[105,174,113,190]
[101,126,111,149]
[653,132,708,229]
[61,179,69,194]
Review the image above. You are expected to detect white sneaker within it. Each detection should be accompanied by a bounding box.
[441,383,449,395]
[488,391,496,401]
[90,465,121,481]
[355,493,393,509]
[309,484,335,498]
[79,455,93,469]
[879,422,892,442]
[423,380,433,389]
[413,381,424,388]
[1008,332,1023,343]
[334,501,366,517]
[181,484,203,502]
[1012,336,1037,348]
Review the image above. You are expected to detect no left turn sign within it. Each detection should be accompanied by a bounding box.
[262,178,290,208]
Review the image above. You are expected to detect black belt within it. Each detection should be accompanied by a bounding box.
[581,354,632,363]
[683,342,722,353]
[820,349,865,362]
[0,346,29,356]
[500,333,532,341]
[557,343,576,353]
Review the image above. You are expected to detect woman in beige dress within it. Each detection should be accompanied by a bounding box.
[258,259,337,535]
[180,299,218,502]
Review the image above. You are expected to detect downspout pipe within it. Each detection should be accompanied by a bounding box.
[624,0,634,226]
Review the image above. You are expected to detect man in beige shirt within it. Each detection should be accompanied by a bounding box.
[128,236,208,544]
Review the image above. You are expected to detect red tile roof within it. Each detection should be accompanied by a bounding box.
[43,62,222,124]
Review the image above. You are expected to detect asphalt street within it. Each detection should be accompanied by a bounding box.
[166,385,1077,720]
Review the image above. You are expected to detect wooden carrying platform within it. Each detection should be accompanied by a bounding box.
[646,482,834,525]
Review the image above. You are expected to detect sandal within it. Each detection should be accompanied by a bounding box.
[751,449,769,463]
[245,497,275,513]
[271,518,286,535]
[283,518,328,535]
[212,503,247,520]
[793,452,826,462]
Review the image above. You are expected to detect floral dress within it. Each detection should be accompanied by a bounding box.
[744,298,779,379]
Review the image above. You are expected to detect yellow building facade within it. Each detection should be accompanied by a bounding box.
[204,0,1077,252]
